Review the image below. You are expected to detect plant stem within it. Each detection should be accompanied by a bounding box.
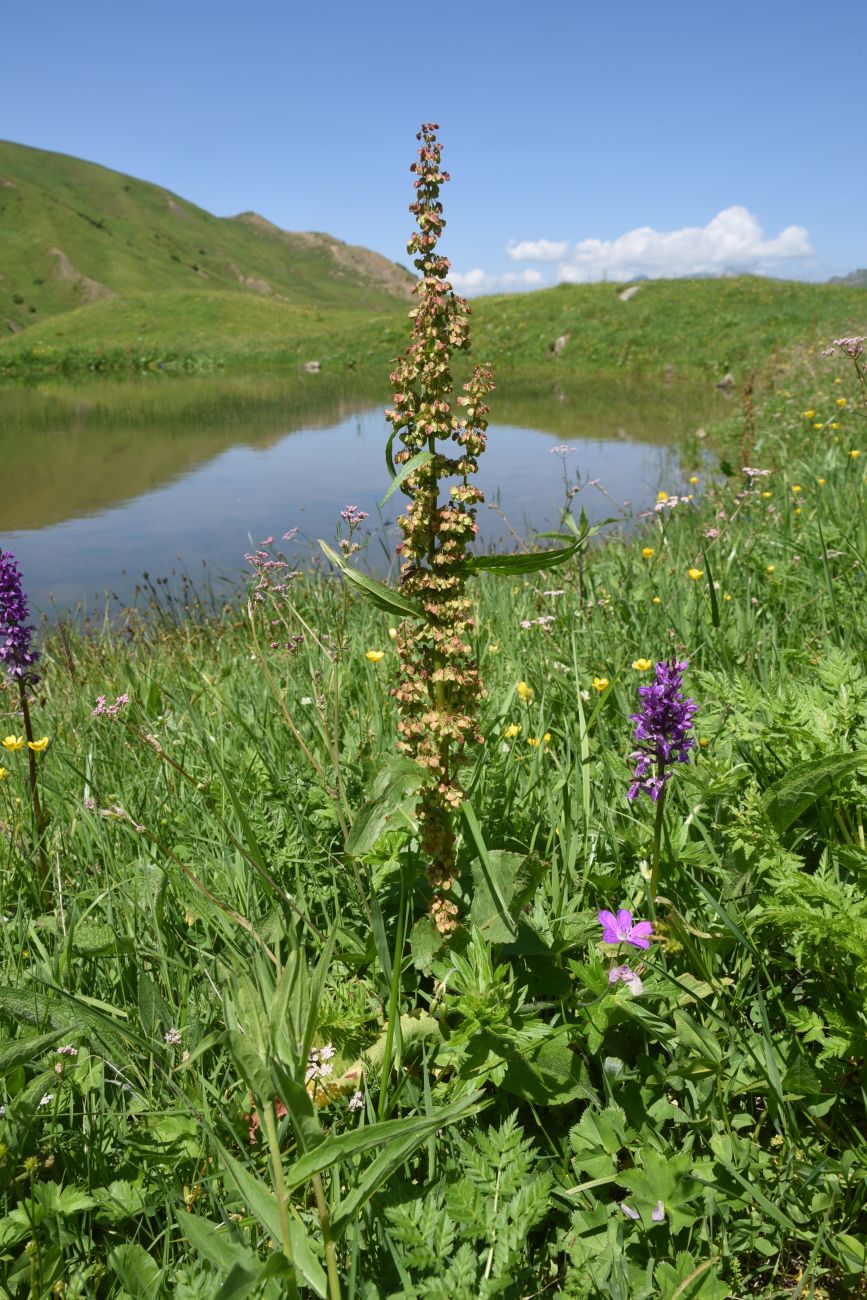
[377,866,407,1121]
[18,680,49,906]
[312,1172,343,1300]
[262,1101,302,1299]
[648,771,667,918]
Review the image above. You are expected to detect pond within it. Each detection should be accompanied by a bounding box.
[1,373,726,613]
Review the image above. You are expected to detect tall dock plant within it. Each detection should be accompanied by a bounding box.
[322,124,584,935]
[384,123,493,934]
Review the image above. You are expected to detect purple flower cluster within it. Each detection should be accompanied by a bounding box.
[0,551,40,686]
[627,659,697,802]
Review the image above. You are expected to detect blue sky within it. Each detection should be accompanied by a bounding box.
[5,0,865,291]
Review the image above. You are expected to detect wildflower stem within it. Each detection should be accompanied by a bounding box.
[648,775,667,917]
[18,679,49,906]
[261,1101,301,1298]
[378,865,407,1121]
[311,1172,343,1300]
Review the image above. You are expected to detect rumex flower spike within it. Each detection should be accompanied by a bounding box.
[385,125,494,934]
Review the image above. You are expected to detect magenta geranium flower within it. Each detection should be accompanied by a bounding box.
[598,908,653,949]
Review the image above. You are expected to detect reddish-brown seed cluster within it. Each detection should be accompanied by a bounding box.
[384,124,494,934]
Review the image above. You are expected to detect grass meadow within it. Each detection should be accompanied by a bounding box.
[1,345,866,1297]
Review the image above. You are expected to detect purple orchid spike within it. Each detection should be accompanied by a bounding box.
[0,551,40,686]
[598,908,654,950]
[627,658,697,802]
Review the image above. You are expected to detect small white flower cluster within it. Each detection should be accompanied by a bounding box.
[305,1044,336,1085]
[348,1090,364,1112]
[164,1027,183,1046]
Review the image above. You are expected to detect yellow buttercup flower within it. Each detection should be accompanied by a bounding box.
[803,409,815,419]
[365,650,385,663]
[652,595,661,605]
[689,475,700,485]
[516,681,534,702]
[761,491,772,499]
[632,658,652,672]
[592,676,609,692]
[723,594,732,601]
[817,477,826,486]
[0,767,7,780]
[641,547,655,560]
[527,733,551,748]
[504,723,521,739]
[27,737,49,753]
[699,737,709,750]
[2,736,24,752]
[813,422,823,430]
[850,449,861,459]
[791,484,802,493]
[794,507,801,516]
[656,490,669,503]
[831,421,840,429]
[766,564,775,574]
[687,568,704,581]
[837,396,847,407]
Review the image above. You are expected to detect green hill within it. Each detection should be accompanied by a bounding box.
[0,138,412,336]
[0,139,864,383]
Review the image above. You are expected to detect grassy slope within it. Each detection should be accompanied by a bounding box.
[0,139,411,332]
[1,273,864,385]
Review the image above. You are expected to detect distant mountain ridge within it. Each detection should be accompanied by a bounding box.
[828,268,867,287]
[0,139,413,336]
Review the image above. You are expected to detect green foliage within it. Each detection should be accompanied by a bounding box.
[3,154,867,1298]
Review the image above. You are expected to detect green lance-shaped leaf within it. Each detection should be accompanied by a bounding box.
[281,1090,486,1195]
[762,750,867,832]
[318,540,422,619]
[0,1026,70,1078]
[454,533,587,577]
[379,449,434,507]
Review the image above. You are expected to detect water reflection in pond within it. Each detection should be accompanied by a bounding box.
[1,375,724,612]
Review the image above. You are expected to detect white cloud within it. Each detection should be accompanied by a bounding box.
[506,238,569,262]
[450,267,544,294]
[552,207,813,283]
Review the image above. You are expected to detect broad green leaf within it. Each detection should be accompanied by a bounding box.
[175,1209,261,1276]
[108,1243,163,1299]
[219,1147,283,1242]
[318,540,422,618]
[409,916,444,973]
[0,1027,68,1078]
[762,750,867,832]
[468,845,543,944]
[455,535,585,576]
[346,758,423,858]
[618,1150,704,1231]
[282,1091,486,1194]
[502,1037,595,1106]
[379,449,434,506]
[214,1263,260,1300]
[462,803,517,939]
